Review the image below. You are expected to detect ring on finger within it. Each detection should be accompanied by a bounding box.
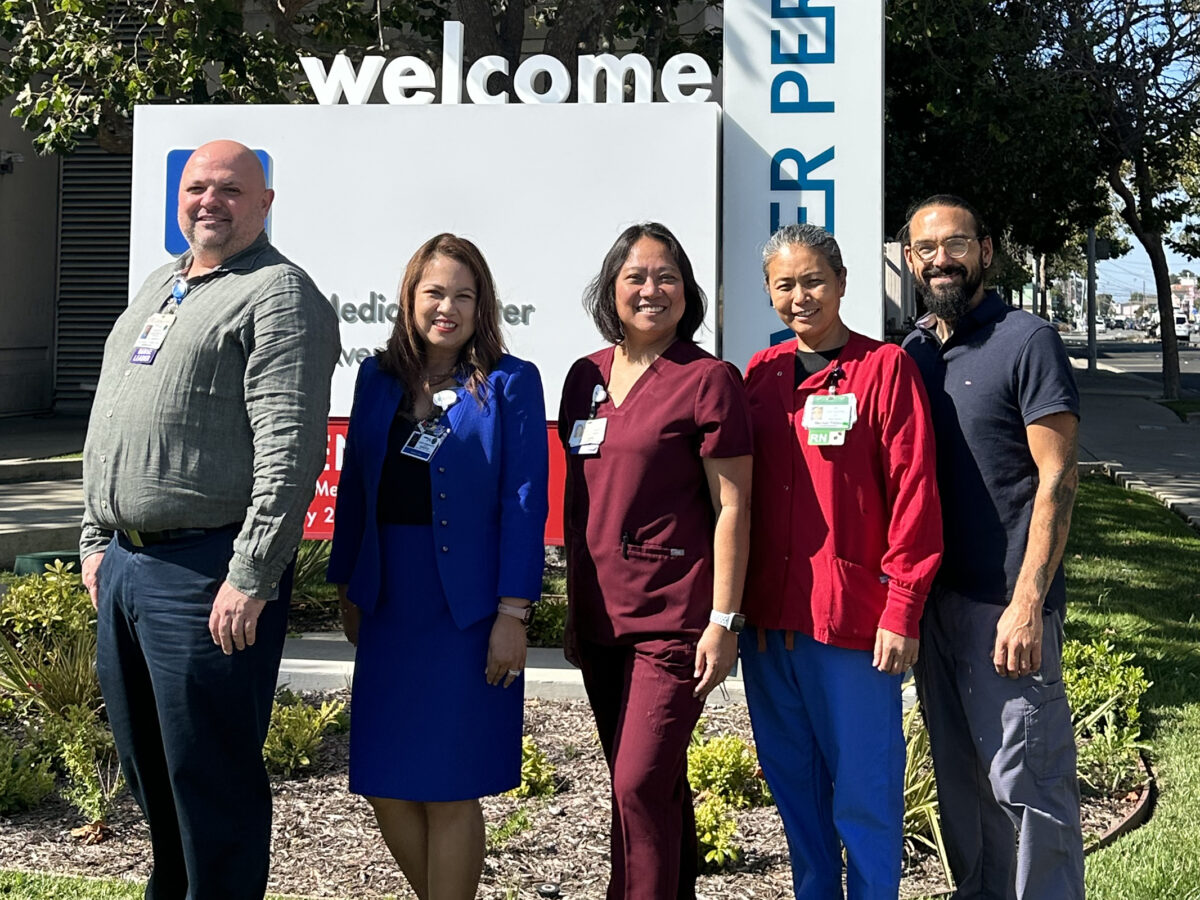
[507,669,522,676]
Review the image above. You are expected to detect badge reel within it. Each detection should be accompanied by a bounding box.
[802,371,858,447]
[130,278,188,365]
[569,385,608,456]
[401,389,458,462]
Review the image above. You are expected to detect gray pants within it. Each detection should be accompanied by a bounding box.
[914,593,1085,900]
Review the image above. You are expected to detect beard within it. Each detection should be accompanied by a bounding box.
[915,262,983,323]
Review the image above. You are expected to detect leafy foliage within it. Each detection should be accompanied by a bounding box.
[0,730,55,814]
[509,735,557,799]
[0,560,93,648]
[901,692,953,887]
[262,689,347,777]
[0,0,721,155]
[694,791,740,870]
[291,540,332,601]
[1063,638,1151,796]
[485,806,531,850]
[526,596,567,649]
[45,704,125,824]
[687,730,770,809]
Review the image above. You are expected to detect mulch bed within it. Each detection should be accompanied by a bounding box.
[0,693,1141,899]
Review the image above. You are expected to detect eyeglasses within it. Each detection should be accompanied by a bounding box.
[908,237,979,262]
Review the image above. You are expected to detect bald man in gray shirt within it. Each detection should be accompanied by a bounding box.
[80,139,338,900]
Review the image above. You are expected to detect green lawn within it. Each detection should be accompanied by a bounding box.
[1157,398,1200,422]
[1068,475,1200,898]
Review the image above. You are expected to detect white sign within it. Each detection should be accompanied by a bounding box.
[721,0,884,368]
[129,103,720,418]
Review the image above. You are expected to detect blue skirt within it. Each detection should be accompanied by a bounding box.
[349,524,523,801]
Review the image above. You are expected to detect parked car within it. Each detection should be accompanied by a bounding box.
[1174,314,1191,343]
[1095,318,1107,333]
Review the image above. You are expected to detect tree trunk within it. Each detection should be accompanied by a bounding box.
[1039,253,1048,319]
[1145,234,1182,399]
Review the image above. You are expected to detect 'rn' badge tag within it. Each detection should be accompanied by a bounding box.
[802,393,857,447]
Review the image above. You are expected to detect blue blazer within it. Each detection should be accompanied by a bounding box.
[327,353,549,628]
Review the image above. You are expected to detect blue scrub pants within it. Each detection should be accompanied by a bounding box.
[96,529,291,900]
[740,629,905,900]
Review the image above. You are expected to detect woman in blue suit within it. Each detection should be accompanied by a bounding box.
[328,233,549,900]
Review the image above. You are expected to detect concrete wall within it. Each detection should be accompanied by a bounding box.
[0,100,60,416]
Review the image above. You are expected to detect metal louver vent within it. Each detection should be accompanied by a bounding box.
[54,143,132,412]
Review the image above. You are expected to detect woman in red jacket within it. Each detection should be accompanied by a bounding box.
[740,223,943,900]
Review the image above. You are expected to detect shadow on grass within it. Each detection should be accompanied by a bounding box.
[1065,474,1200,722]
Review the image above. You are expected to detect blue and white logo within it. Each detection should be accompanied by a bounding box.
[164,149,273,255]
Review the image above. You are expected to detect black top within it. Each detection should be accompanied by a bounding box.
[794,344,845,387]
[378,414,433,525]
[902,290,1080,612]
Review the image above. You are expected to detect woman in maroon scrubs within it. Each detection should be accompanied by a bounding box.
[558,222,753,899]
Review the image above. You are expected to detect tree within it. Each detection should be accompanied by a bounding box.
[1047,1,1200,398]
[0,0,720,155]
[884,0,1108,254]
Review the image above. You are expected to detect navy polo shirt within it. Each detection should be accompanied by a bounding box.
[902,291,1079,613]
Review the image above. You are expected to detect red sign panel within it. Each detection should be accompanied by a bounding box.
[304,420,566,545]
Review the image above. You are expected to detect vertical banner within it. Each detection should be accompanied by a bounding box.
[721,0,885,369]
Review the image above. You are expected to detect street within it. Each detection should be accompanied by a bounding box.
[1062,332,1200,395]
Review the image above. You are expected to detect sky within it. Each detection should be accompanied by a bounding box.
[1097,242,1198,300]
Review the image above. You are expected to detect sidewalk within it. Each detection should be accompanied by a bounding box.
[2,363,1198,697]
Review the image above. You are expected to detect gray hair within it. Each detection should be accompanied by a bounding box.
[761,223,844,280]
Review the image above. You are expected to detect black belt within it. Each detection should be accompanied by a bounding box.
[123,524,237,548]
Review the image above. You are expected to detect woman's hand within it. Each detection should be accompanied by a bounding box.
[487,611,529,688]
[338,585,361,647]
[693,622,738,699]
[873,627,918,675]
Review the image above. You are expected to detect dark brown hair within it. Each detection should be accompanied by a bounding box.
[377,233,505,401]
[583,222,707,345]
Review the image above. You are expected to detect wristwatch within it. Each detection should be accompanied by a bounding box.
[497,602,534,626]
[709,609,746,633]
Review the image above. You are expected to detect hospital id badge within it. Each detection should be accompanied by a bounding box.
[803,393,856,430]
[568,418,607,455]
[400,422,448,462]
[129,313,175,365]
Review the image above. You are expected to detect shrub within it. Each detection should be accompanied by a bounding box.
[292,541,332,601]
[0,561,93,649]
[695,792,740,870]
[510,735,557,798]
[262,691,347,776]
[0,731,55,814]
[688,730,770,808]
[526,597,567,649]
[1063,639,1150,736]
[1062,639,1152,796]
[486,807,532,850]
[46,704,124,824]
[902,693,953,886]
[0,624,100,718]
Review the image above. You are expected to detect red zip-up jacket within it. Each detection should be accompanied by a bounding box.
[742,333,943,651]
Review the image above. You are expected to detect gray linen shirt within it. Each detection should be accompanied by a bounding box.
[80,232,340,600]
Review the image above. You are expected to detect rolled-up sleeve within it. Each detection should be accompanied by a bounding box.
[225,272,340,599]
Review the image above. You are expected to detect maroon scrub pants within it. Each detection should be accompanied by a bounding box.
[578,638,704,900]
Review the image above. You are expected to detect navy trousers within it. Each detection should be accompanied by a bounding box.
[96,529,291,900]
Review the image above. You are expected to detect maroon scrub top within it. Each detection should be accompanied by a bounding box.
[558,340,753,645]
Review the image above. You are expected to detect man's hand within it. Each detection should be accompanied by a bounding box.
[873,628,919,675]
[82,552,104,610]
[694,622,738,699]
[993,599,1043,678]
[208,581,268,655]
